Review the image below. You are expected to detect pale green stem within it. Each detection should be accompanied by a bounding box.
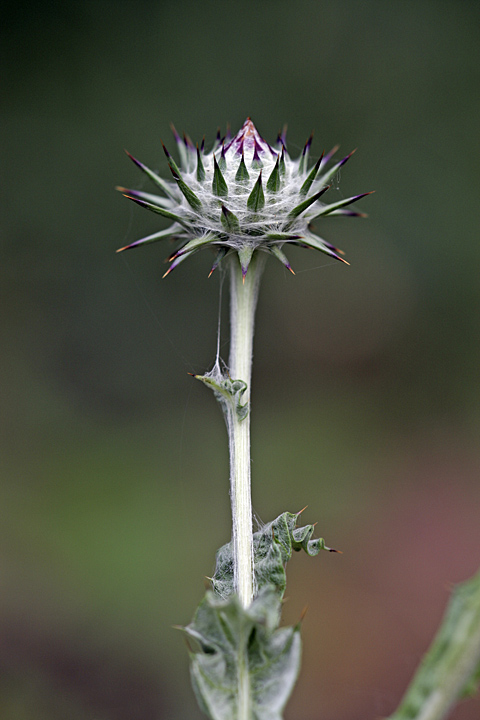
[228,251,266,610]
[237,630,250,720]
[387,567,480,720]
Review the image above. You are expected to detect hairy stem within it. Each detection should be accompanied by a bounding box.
[228,251,266,609]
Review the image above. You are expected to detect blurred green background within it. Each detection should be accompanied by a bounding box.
[2,1,480,718]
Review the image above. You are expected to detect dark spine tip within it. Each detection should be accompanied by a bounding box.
[279,123,288,147]
[338,148,357,167]
[184,132,195,149]
[303,131,314,154]
[254,138,264,155]
[170,122,181,142]
[124,149,142,168]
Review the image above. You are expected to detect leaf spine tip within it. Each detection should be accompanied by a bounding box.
[303,131,314,153]
[184,131,194,149]
[169,122,181,141]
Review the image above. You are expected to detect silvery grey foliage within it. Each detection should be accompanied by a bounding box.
[182,512,338,720]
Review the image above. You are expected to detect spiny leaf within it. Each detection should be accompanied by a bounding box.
[235,153,250,184]
[238,246,254,280]
[124,150,177,200]
[115,186,172,208]
[171,233,219,259]
[252,142,263,170]
[193,372,248,420]
[277,123,288,149]
[184,507,340,720]
[317,148,356,187]
[212,156,228,197]
[312,191,374,218]
[327,208,368,217]
[320,144,340,171]
[196,144,205,182]
[297,132,313,176]
[162,141,181,175]
[168,165,202,211]
[212,511,339,600]
[266,156,281,193]
[247,171,265,212]
[121,194,190,229]
[217,143,227,172]
[183,506,339,720]
[211,127,222,153]
[183,589,301,720]
[298,152,323,197]
[162,250,194,278]
[299,233,349,264]
[266,232,302,241]
[170,122,188,169]
[116,224,180,252]
[208,247,228,277]
[287,185,330,220]
[279,147,286,176]
[221,204,240,232]
[270,245,295,274]
[183,131,195,152]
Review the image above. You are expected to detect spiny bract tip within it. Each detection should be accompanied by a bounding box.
[117,119,369,275]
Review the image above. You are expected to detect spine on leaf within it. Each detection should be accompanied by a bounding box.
[182,511,338,720]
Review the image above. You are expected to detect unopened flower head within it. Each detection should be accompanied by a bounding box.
[117,118,371,278]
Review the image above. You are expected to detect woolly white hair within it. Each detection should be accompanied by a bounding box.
[117,118,371,279]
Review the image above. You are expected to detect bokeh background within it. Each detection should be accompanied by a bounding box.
[2,1,480,718]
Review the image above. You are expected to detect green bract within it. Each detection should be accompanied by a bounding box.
[117,118,371,278]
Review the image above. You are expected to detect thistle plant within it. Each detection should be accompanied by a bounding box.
[117,119,480,720]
